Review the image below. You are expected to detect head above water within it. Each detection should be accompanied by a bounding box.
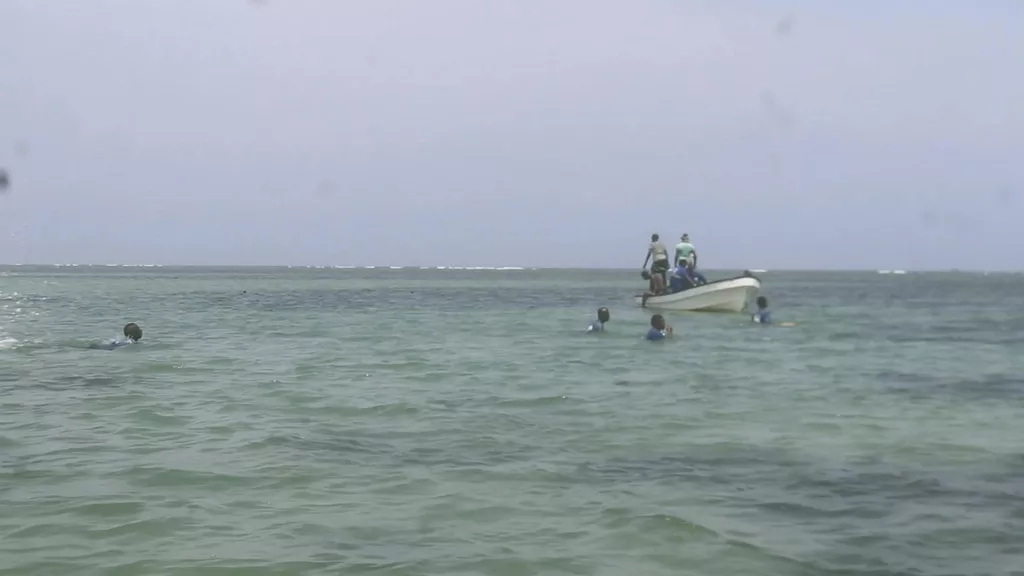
[650,314,666,330]
[597,307,610,323]
[756,296,768,309]
[123,323,142,341]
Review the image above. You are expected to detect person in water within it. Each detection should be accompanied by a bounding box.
[587,307,611,332]
[749,296,795,326]
[642,233,671,287]
[675,234,709,285]
[752,296,772,324]
[641,268,665,294]
[640,270,666,307]
[645,314,673,341]
[90,323,143,350]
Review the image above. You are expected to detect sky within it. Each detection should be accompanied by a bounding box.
[1,0,1022,270]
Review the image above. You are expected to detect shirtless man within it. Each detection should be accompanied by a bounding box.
[642,233,671,287]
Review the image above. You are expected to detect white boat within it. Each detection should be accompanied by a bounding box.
[634,275,761,312]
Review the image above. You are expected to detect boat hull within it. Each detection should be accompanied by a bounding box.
[634,276,761,312]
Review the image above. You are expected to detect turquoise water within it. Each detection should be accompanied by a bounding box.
[1,266,1022,575]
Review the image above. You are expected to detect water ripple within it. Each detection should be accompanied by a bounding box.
[0,268,1021,575]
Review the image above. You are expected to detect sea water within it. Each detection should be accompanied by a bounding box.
[1,266,1021,575]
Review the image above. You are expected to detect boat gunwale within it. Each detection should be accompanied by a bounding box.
[632,274,761,300]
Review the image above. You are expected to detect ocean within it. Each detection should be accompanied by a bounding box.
[1,266,1022,575]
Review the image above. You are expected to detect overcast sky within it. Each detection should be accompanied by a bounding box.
[1,0,1021,270]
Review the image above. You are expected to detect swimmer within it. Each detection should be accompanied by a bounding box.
[752,296,772,324]
[587,307,611,332]
[644,314,673,341]
[89,322,143,350]
[751,297,796,327]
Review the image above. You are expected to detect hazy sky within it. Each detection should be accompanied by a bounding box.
[1,0,1022,270]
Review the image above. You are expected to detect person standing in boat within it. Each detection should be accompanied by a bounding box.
[749,296,796,326]
[675,233,697,267]
[642,233,671,287]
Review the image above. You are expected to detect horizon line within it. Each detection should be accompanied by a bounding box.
[1,263,1020,274]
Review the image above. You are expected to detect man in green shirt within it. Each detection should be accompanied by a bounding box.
[675,233,697,267]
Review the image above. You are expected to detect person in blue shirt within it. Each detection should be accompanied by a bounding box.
[587,307,611,332]
[689,262,708,285]
[669,261,697,293]
[645,314,673,341]
[90,322,143,350]
[750,296,795,326]
[752,296,772,324]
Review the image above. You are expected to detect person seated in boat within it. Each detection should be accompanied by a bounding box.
[689,261,708,285]
[669,260,697,293]
[673,258,708,289]
[645,314,673,341]
[89,322,143,350]
[587,307,611,332]
[642,233,671,287]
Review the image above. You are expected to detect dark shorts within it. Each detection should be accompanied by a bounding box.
[652,259,670,274]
